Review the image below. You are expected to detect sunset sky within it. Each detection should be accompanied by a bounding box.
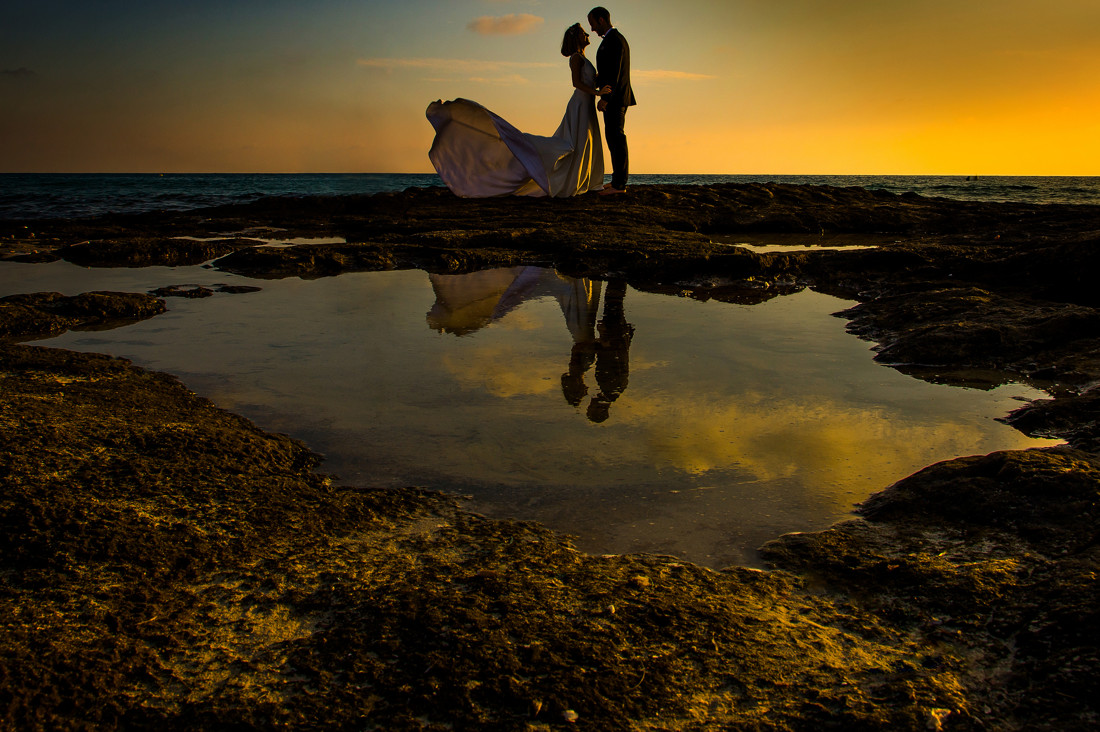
[3,0,1098,174]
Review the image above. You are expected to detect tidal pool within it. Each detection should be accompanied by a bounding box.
[4,261,1058,567]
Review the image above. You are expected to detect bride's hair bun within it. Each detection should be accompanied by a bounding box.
[561,23,587,57]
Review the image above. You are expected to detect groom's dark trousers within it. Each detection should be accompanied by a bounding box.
[603,106,628,190]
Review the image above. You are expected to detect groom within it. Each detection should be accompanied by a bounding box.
[588,6,635,196]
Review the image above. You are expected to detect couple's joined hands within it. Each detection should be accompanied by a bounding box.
[597,85,612,111]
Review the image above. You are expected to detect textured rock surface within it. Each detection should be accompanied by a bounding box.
[0,290,166,341]
[2,184,1100,729]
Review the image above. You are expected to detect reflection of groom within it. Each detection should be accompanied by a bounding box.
[588,6,636,196]
[561,279,634,423]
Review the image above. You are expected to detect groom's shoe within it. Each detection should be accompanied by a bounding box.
[599,186,626,196]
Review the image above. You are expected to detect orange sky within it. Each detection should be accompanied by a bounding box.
[2,0,1098,173]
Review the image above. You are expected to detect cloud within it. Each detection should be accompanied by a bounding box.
[633,69,717,82]
[467,74,530,85]
[358,58,554,74]
[467,13,544,36]
[1,67,36,80]
[424,74,530,85]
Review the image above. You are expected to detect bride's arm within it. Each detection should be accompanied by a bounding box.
[569,54,601,96]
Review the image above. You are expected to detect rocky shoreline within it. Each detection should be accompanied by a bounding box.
[3,183,1099,729]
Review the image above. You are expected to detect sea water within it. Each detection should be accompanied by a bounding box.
[2,173,1099,220]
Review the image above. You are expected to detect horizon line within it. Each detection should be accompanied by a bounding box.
[3,172,1095,178]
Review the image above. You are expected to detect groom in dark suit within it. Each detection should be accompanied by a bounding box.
[588,6,636,196]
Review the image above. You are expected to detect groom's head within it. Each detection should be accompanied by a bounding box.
[588,7,612,37]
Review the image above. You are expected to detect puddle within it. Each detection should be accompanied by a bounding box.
[727,243,878,253]
[1,262,1059,568]
[711,232,886,253]
[251,237,348,248]
[173,235,348,248]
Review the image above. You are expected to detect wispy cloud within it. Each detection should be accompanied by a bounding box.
[467,13,544,36]
[467,74,531,85]
[634,69,717,82]
[358,58,554,74]
[358,58,715,87]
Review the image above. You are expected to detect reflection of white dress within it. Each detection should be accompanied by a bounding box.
[426,57,604,198]
[427,266,601,339]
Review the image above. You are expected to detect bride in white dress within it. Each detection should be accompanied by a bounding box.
[426,23,605,198]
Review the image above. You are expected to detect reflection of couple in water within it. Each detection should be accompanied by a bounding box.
[560,279,632,422]
[426,267,633,423]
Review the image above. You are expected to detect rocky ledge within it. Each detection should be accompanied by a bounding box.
[2,184,1100,730]
[0,290,166,341]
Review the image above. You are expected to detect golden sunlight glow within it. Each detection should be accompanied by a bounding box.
[434,337,1044,510]
[442,345,561,399]
[5,1,1099,173]
[629,393,996,509]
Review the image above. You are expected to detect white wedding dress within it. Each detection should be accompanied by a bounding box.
[426,57,604,198]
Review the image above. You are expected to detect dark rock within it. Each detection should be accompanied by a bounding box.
[837,286,1100,388]
[149,284,215,298]
[8,184,1100,302]
[212,243,396,279]
[761,447,1100,731]
[1006,387,1100,451]
[4,251,61,263]
[0,291,167,342]
[214,284,262,294]
[59,236,257,267]
[147,283,261,297]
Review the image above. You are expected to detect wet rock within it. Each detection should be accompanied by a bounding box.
[6,184,1097,293]
[59,236,256,267]
[150,284,215,298]
[214,284,262,294]
[761,447,1100,731]
[4,250,61,263]
[148,283,264,298]
[212,243,396,279]
[1006,388,1100,451]
[0,291,167,342]
[837,285,1100,388]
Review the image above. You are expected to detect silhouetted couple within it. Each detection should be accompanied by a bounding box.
[427,7,636,198]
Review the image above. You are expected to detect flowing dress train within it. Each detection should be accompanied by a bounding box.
[426,57,604,198]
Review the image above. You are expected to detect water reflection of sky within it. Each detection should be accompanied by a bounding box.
[3,261,1059,568]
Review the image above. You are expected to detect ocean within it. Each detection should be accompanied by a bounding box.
[1,173,1098,221]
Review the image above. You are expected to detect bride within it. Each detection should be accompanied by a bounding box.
[426,23,606,198]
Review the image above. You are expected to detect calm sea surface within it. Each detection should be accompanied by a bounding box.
[2,173,1099,220]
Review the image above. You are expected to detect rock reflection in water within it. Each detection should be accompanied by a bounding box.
[428,267,634,423]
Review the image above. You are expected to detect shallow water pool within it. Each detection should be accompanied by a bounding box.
[4,261,1058,567]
